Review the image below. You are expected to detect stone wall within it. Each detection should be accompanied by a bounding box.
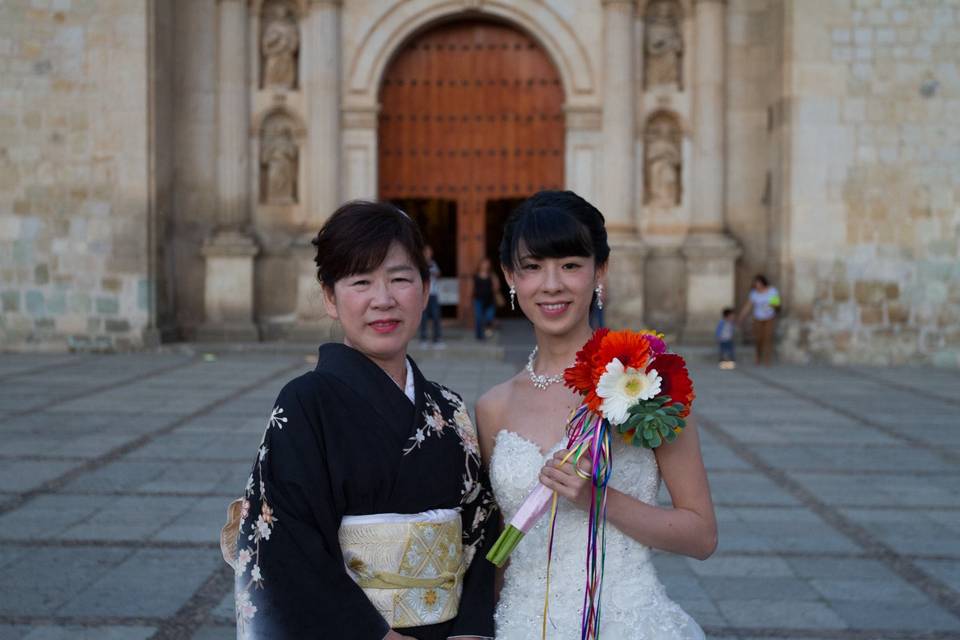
[0,0,152,350]
[725,0,782,307]
[779,0,960,366]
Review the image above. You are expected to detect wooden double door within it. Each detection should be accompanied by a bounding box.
[378,20,564,318]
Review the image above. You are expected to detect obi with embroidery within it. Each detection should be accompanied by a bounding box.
[339,509,470,628]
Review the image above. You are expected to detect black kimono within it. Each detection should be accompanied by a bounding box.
[234,343,498,639]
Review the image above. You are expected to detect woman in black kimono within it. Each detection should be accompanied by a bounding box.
[231,201,497,639]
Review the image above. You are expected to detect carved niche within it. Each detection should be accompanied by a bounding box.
[260,1,300,91]
[644,0,683,90]
[644,112,682,208]
[260,112,299,205]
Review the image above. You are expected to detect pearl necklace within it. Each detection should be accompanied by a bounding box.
[526,346,571,390]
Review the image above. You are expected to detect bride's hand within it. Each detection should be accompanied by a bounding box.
[539,449,593,511]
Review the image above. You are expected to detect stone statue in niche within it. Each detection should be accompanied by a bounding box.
[261,3,299,90]
[260,114,298,204]
[644,114,682,208]
[644,0,683,90]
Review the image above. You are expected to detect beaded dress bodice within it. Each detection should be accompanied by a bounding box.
[489,429,704,639]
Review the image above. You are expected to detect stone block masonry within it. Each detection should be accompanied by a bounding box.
[0,0,151,350]
[780,0,960,366]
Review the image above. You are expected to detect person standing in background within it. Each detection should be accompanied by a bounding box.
[470,257,500,341]
[419,245,444,349]
[716,307,736,369]
[737,274,780,366]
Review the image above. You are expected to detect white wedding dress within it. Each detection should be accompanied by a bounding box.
[490,429,705,639]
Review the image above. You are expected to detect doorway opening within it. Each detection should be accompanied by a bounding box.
[389,198,458,318]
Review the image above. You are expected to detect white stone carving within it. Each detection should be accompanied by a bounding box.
[261,2,300,90]
[644,0,683,90]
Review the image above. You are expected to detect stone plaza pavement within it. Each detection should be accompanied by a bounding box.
[0,339,958,639]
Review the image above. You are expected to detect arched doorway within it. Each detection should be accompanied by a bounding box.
[378,20,564,319]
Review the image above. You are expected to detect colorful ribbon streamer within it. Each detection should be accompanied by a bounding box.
[542,405,613,640]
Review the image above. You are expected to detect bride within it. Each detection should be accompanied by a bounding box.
[476,191,716,639]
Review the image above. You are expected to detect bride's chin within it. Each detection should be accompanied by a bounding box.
[530,314,589,336]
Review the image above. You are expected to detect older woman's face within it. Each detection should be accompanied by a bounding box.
[323,242,428,363]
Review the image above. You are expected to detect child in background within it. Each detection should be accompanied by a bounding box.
[716,307,736,369]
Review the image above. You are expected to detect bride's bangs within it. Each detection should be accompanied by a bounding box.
[509,206,594,268]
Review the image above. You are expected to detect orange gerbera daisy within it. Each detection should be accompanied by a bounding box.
[592,330,653,375]
[564,328,608,411]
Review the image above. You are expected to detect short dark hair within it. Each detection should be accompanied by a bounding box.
[499,190,610,271]
[754,274,769,287]
[722,307,734,316]
[311,200,429,290]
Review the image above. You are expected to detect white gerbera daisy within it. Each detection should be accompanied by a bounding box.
[595,358,662,425]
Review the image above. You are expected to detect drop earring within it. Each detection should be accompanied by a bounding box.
[595,283,604,310]
[509,286,516,311]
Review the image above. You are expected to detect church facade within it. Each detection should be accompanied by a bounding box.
[1,0,958,365]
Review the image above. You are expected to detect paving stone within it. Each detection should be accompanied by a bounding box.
[0,547,131,616]
[21,627,155,640]
[700,576,821,601]
[687,556,796,578]
[188,627,233,640]
[0,494,113,540]
[0,626,32,640]
[829,601,960,630]
[716,599,847,629]
[56,548,222,617]
[808,576,930,603]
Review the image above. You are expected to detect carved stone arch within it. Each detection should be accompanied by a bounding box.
[643,110,683,208]
[252,105,307,137]
[258,108,305,205]
[345,0,596,109]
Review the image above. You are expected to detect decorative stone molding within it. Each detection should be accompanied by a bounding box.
[345,0,596,109]
[564,105,602,131]
[341,105,380,130]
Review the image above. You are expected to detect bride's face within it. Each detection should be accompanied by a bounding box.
[508,252,601,336]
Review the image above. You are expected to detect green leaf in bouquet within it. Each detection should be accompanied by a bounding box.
[657,423,671,437]
[664,429,678,443]
[647,431,662,448]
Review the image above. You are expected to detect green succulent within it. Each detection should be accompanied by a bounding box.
[616,395,686,449]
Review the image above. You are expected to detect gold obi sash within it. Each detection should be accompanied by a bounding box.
[338,509,468,629]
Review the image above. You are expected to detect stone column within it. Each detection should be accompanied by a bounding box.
[601,0,646,329]
[200,0,260,341]
[289,0,343,338]
[304,0,342,225]
[683,0,740,339]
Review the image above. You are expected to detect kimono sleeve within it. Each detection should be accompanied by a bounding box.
[235,379,390,640]
[447,495,498,639]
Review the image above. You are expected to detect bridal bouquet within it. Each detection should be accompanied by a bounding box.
[486,328,695,640]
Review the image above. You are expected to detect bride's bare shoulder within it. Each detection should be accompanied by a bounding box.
[476,372,524,434]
